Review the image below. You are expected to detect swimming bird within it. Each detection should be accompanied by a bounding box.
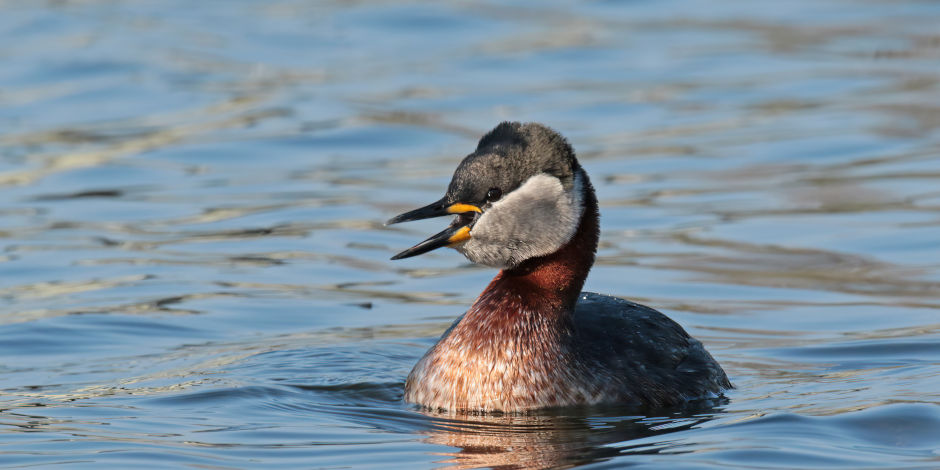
[388,122,731,412]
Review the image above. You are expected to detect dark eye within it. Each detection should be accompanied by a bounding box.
[486,187,502,202]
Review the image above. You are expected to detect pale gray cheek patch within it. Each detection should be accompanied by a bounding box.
[457,172,584,269]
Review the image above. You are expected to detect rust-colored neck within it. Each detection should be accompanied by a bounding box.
[474,178,599,317]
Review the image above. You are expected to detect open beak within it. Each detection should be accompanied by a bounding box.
[387,199,481,260]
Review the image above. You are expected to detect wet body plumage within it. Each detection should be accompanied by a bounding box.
[405,294,729,412]
[390,122,731,412]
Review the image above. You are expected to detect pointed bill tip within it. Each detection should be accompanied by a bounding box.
[386,198,449,226]
[389,224,468,261]
[386,211,412,226]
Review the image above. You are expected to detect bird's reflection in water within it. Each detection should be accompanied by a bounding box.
[418,399,728,469]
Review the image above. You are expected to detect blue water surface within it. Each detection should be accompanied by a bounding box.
[1,1,939,468]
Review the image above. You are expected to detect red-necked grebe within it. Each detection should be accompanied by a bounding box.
[388,122,731,412]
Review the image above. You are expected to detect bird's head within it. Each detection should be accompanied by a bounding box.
[388,122,589,269]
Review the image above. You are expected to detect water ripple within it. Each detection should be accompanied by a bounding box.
[1,0,939,468]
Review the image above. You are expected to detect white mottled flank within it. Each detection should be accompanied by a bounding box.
[457,171,585,269]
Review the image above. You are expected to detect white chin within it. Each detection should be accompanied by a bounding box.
[455,244,514,270]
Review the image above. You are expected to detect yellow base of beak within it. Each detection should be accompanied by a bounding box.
[447,225,471,245]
